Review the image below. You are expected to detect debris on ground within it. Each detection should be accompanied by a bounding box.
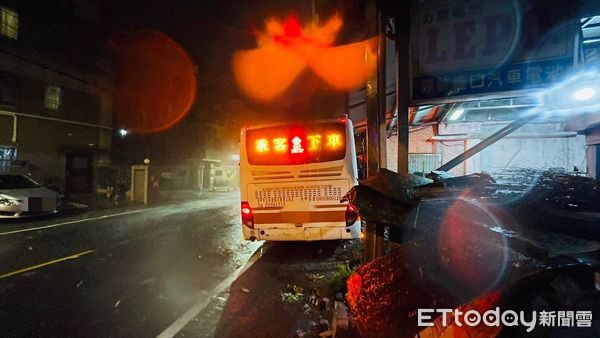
[281,285,306,303]
[332,301,349,331]
[240,287,250,293]
[294,329,308,338]
[518,171,600,212]
[114,300,121,308]
[302,303,311,314]
[281,284,328,308]
[292,317,334,338]
[330,263,357,292]
[217,245,233,257]
[319,330,333,338]
[306,273,325,282]
[342,168,600,337]
[318,318,330,332]
[211,240,364,337]
[281,289,305,303]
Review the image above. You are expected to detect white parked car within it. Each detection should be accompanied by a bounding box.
[0,174,61,218]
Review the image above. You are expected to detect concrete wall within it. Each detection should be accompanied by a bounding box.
[386,122,587,176]
[477,136,586,174]
[468,122,587,174]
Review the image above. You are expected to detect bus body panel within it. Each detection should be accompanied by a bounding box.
[239,118,360,241]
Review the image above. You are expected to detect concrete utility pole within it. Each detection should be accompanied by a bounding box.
[365,8,387,178]
[395,3,410,175]
[364,0,388,261]
[363,0,411,261]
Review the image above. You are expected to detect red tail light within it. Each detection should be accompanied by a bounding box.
[345,203,359,226]
[241,201,254,229]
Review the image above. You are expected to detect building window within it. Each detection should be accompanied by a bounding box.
[0,71,18,107]
[45,86,61,110]
[0,6,18,39]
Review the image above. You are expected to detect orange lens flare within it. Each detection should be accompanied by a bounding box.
[308,37,378,90]
[233,15,377,102]
[233,45,306,102]
[112,30,196,133]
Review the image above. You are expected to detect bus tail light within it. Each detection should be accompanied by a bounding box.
[241,201,254,228]
[345,204,359,226]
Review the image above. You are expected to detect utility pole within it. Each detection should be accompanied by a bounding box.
[363,0,411,261]
[396,3,410,175]
[364,0,388,261]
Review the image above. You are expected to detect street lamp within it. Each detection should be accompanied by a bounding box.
[118,128,129,138]
[572,87,596,101]
[542,71,600,114]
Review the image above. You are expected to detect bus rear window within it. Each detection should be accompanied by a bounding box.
[246,122,346,165]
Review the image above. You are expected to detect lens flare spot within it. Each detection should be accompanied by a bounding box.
[308,37,378,90]
[111,30,196,134]
[436,198,509,294]
[233,14,377,102]
[233,45,306,102]
[326,133,343,149]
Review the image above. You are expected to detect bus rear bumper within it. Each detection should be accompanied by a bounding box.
[243,222,360,241]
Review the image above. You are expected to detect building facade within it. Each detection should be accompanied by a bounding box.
[0,0,112,194]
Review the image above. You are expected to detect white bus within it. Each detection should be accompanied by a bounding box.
[239,117,361,241]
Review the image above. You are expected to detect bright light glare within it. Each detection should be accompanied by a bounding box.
[118,128,128,137]
[307,134,322,151]
[572,87,596,101]
[291,136,305,154]
[255,138,269,153]
[326,133,343,149]
[448,108,465,121]
[232,15,377,102]
[273,137,288,153]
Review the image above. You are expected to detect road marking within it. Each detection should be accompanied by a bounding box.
[157,243,271,338]
[0,209,148,237]
[0,250,94,280]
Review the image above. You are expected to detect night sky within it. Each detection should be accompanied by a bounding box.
[100,0,371,165]
[103,0,319,126]
[102,0,336,164]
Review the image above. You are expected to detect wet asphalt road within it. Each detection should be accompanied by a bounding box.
[0,192,261,337]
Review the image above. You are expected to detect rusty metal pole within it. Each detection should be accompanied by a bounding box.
[396,4,410,175]
[434,113,538,173]
[364,0,387,261]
